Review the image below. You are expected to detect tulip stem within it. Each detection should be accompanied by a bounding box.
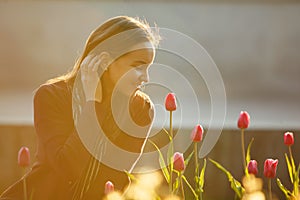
[23,174,28,200]
[169,110,174,193]
[268,178,272,200]
[241,129,246,171]
[180,174,185,200]
[194,143,199,176]
[194,142,201,199]
[289,146,293,164]
[170,111,173,138]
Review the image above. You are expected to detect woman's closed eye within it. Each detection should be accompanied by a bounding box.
[130,64,148,71]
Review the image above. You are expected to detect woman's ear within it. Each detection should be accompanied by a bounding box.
[95,52,111,103]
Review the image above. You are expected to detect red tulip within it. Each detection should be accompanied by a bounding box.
[284,132,294,146]
[191,124,204,142]
[247,160,258,175]
[18,146,30,168]
[237,111,250,129]
[104,181,114,195]
[173,152,185,172]
[264,159,278,178]
[165,93,177,111]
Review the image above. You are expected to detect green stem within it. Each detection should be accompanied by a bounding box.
[289,146,292,157]
[289,146,298,196]
[169,111,173,193]
[241,128,246,171]
[194,143,201,200]
[289,146,293,169]
[194,143,199,176]
[170,111,173,138]
[268,178,272,200]
[180,174,185,200]
[23,171,28,200]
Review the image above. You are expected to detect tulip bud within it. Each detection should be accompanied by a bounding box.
[284,132,294,146]
[191,124,204,142]
[237,111,250,129]
[104,181,114,195]
[18,146,30,168]
[165,93,177,111]
[247,160,258,175]
[264,159,278,179]
[173,152,185,172]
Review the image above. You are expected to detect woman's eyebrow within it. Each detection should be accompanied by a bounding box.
[132,60,148,65]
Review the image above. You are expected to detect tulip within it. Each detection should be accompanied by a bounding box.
[237,111,250,129]
[165,93,177,193]
[18,147,30,200]
[264,159,278,178]
[173,152,185,172]
[104,181,114,195]
[18,147,30,168]
[247,160,258,175]
[238,111,250,172]
[284,132,294,146]
[165,93,177,111]
[191,124,204,142]
[264,159,278,200]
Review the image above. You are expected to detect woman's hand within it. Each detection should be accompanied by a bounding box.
[80,54,102,102]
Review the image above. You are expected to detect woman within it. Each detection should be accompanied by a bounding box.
[1,15,159,200]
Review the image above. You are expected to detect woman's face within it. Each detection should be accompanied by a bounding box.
[105,46,155,96]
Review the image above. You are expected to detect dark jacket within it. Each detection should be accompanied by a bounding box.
[0,80,153,200]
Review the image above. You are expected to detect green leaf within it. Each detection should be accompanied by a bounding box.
[290,151,296,176]
[184,151,194,167]
[209,158,244,198]
[276,178,293,199]
[293,164,300,197]
[162,128,172,141]
[182,175,198,199]
[198,158,207,191]
[167,140,174,177]
[245,138,254,175]
[148,139,170,183]
[124,170,137,182]
[173,177,180,192]
[285,153,294,183]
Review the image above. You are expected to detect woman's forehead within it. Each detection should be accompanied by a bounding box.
[122,48,155,63]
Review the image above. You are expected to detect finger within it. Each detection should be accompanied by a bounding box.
[80,55,93,74]
[87,55,100,72]
[92,58,102,72]
[81,55,92,67]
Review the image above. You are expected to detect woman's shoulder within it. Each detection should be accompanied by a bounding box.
[33,80,71,103]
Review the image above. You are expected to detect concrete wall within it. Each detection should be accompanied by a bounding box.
[0,125,299,199]
[0,1,300,129]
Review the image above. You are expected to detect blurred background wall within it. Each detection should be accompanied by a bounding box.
[0,1,300,199]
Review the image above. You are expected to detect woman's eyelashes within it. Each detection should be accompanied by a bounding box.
[130,64,147,71]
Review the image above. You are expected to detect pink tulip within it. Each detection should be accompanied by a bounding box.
[191,124,204,142]
[165,93,177,111]
[173,152,185,172]
[264,159,278,178]
[284,132,294,146]
[237,111,250,129]
[104,181,114,195]
[18,146,30,168]
[247,160,258,175]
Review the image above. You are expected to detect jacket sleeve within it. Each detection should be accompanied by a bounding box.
[33,84,98,183]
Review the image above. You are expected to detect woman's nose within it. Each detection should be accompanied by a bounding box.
[139,70,149,83]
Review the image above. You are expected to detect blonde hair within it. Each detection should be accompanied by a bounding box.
[47,15,160,86]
